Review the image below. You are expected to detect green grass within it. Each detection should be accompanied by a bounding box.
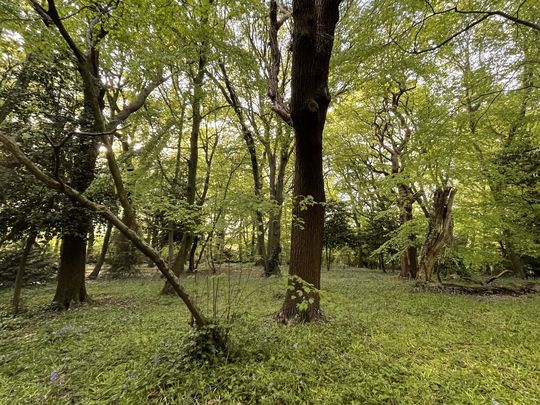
[1,269,539,404]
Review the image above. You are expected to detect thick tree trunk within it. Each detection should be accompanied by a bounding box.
[55,97,99,307]
[278,0,341,323]
[88,222,112,279]
[12,232,37,314]
[53,235,88,309]
[418,187,457,282]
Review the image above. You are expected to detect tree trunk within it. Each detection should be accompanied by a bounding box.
[167,220,175,267]
[506,240,525,278]
[418,187,457,282]
[398,195,418,278]
[88,222,112,279]
[55,96,100,307]
[188,236,198,273]
[12,232,37,314]
[379,253,386,273]
[266,209,282,276]
[53,235,88,309]
[162,53,206,294]
[108,212,140,278]
[265,126,290,277]
[277,0,341,323]
[86,221,95,263]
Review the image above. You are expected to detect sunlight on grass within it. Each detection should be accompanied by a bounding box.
[1,269,539,404]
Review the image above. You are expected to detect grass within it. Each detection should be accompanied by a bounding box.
[1,268,539,404]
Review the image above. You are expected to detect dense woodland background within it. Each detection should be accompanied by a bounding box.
[0,0,539,403]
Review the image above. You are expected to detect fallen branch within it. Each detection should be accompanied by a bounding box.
[485,269,513,285]
[415,281,539,296]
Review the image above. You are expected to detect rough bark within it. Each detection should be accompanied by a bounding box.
[276,0,341,323]
[53,235,88,309]
[55,97,100,308]
[418,187,457,282]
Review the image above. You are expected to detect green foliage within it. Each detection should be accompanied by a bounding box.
[323,200,355,250]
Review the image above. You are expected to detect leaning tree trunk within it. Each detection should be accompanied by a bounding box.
[277,0,341,323]
[418,187,457,282]
[88,222,113,279]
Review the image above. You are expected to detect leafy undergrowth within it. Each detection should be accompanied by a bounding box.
[1,269,539,404]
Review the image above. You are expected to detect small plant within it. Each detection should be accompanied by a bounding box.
[178,323,231,366]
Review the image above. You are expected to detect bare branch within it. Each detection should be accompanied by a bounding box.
[268,0,292,126]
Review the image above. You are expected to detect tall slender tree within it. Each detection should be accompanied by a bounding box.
[270,0,342,322]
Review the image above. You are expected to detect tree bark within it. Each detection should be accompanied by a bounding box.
[397,186,418,279]
[108,212,140,277]
[88,222,112,279]
[0,131,209,327]
[418,187,457,282]
[53,235,88,309]
[162,54,206,293]
[277,0,341,323]
[12,232,37,314]
[86,220,95,263]
[55,97,100,308]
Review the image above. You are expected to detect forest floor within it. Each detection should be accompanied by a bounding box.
[1,268,539,404]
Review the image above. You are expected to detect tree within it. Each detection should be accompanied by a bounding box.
[323,200,354,271]
[271,0,343,323]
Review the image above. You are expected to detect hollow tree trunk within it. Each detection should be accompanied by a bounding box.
[12,232,37,314]
[278,0,341,323]
[88,222,112,279]
[418,187,457,282]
